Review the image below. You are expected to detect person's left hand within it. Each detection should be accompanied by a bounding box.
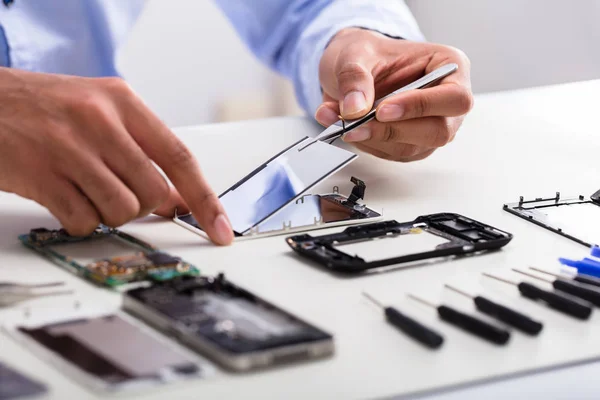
[316,28,474,162]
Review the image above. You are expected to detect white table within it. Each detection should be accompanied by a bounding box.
[1,79,599,400]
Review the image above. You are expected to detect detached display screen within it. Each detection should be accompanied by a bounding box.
[18,315,203,389]
[219,138,357,235]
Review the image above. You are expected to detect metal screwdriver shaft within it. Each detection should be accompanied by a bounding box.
[407,293,510,345]
[362,292,444,349]
[444,284,543,335]
[513,268,600,307]
[482,272,592,320]
[529,266,600,288]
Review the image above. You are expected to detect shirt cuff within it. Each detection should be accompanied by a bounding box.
[293,3,425,117]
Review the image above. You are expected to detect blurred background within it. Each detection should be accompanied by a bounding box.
[116,0,600,128]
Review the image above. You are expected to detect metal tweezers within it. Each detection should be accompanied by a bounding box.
[299,63,458,151]
[0,281,73,307]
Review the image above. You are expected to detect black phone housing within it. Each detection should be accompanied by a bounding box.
[286,213,513,273]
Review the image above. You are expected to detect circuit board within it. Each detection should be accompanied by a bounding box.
[19,226,200,288]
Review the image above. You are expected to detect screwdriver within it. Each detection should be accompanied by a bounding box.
[529,266,600,288]
[444,284,543,335]
[362,292,444,349]
[482,273,592,320]
[407,293,510,345]
[512,268,600,307]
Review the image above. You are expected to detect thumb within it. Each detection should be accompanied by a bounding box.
[335,59,376,120]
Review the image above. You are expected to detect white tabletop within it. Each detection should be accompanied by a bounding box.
[1,79,599,400]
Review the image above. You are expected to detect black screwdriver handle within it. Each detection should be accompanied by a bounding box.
[385,307,444,349]
[573,274,600,288]
[474,296,543,335]
[553,279,600,307]
[518,282,592,320]
[437,305,510,345]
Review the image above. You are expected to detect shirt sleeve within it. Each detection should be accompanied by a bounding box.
[213,0,425,116]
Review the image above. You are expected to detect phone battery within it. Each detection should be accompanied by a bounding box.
[123,274,334,371]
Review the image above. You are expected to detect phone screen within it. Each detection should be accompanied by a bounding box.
[218,138,357,235]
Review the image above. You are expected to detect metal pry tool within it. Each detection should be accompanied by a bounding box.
[0,281,73,307]
[299,63,459,151]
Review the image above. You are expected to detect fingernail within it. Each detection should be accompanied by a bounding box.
[343,126,371,142]
[377,105,405,122]
[212,213,233,245]
[315,105,340,126]
[342,91,367,116]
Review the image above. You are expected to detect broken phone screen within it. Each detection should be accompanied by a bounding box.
[503,190,600,247]
[16,314,208,392]
[218,137,357,235]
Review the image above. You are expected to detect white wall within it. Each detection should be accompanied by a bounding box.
[118,0,600,127]
[116,0,294,128]
[405,0,600,93]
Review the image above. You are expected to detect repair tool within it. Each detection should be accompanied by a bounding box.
[362,292,444,349]
[529,266,600,288]
[407,293,510,345]
[482,273,592,320]
[298,63,459,151]
[559,247,600,278]
[0,281,73,307]
[512,268,600,307]
[444,284,543,335]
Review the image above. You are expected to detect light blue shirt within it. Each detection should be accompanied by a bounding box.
[0,0,424,115]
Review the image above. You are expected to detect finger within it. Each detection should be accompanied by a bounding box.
[376,83,474,123]
[38,175,101,236]
[321,46,378,120]
[101,124,170,217]
[345,116,461,148]
[123,97,234,245]
[315,101,340,126]
[52,135,141,227]
[153,186,190,218]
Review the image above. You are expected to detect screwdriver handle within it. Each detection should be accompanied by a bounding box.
[385,307,444,349]
[474,296,543,335]
[553,279,600,307]
[437,305,510,345]
[518,282,592,320]
[573,274,600,288]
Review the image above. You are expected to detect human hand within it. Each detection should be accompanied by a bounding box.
[0,68,233,245]
[316,28,473,162]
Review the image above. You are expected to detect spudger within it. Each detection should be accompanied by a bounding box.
[407,293,510,345]
[362,292,444,349]
[482,273,592,320]
[529,266,600,288]
[444,284,543,335]
[512,268,600,307]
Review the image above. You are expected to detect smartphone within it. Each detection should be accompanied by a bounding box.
[123,273,335,371]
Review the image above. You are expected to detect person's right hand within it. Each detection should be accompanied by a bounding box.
[0,68,234,245]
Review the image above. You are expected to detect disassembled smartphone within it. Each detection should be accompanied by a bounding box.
[503,189,600,247]
[0,362,47,400]
[174,137,382,240]
[123,273,335,372]
[5,312,213,394]
[19,226,199,288]
[286,213,513,273]
[175,176,382,240]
